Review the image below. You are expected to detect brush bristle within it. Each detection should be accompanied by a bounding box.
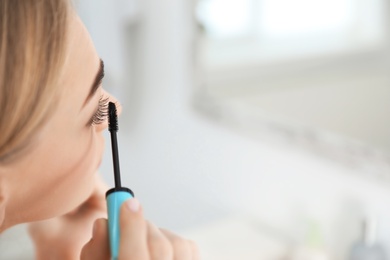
[108,102,118,132]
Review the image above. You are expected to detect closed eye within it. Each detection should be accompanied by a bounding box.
[89,94,109,126]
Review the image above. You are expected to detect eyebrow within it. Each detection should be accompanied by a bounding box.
[83,59,104,107]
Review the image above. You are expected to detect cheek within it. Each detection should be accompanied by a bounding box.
[21,128,105,220]
[66,130,101,177]
[56,129,104,196]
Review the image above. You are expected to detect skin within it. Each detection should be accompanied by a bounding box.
[0,12,199,260]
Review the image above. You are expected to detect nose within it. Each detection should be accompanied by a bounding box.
[104,90,122,116]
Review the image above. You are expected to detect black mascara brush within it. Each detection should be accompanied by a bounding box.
[108,102,121,188]
[106,102,134,260]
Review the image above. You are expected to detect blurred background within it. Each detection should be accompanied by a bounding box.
[2,0,390,259]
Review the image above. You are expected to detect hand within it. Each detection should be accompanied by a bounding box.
[28,175,108,260]
[81,199,200,260]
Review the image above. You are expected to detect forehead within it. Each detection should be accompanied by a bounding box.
[58,14,100,112]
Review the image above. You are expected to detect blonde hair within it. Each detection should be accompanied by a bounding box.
[0,0,70,162]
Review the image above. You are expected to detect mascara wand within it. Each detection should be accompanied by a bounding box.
[108,102,121,188]
[106,102,134,260]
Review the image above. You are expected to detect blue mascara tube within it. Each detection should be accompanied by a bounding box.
[106,187,133,260]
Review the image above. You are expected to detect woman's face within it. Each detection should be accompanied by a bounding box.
[1,14,117,228]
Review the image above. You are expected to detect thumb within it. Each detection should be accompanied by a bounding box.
[118,198,149,260]
[81,218,110,260]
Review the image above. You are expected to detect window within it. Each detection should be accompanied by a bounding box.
[197,0,387,68]
[194,0,390,162]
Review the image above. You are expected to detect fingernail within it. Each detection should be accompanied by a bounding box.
[126,198,140,212]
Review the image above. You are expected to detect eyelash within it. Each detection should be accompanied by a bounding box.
[91,95,109,126]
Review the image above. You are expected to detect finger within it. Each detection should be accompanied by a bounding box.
[81,218,110,260]
[159,228,193,260]
[188,240,201,260]
[146,221,173,259]
[118,198,149,260]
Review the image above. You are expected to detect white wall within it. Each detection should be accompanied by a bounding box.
[79,1,390,259]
